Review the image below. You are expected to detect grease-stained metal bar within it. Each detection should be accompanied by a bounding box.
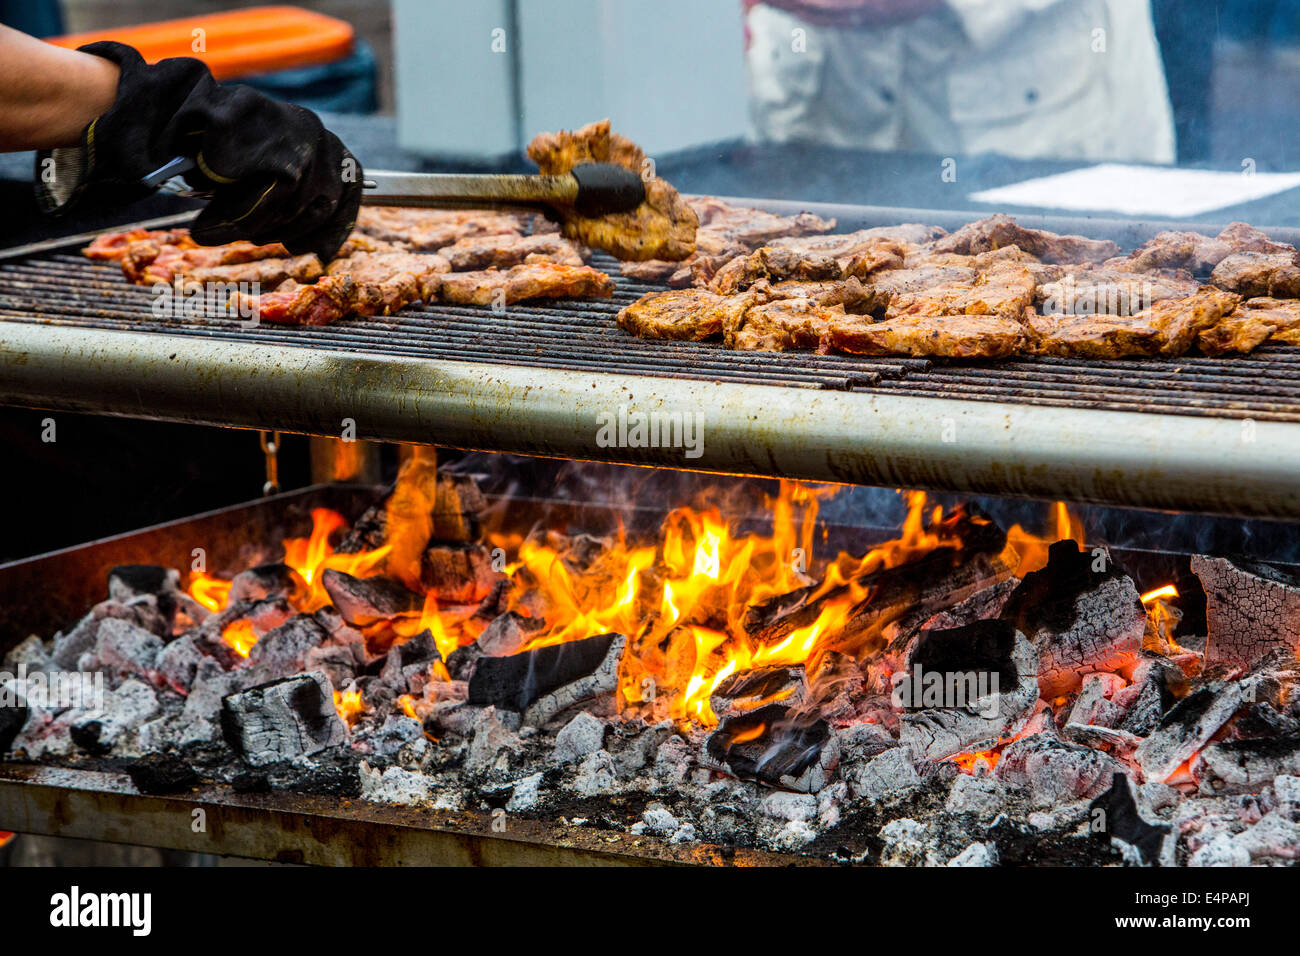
[2,321,1299,519]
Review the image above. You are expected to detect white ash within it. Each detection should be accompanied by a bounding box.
[817,780,849,827]
[631,805,679,836]
[849,746,922,801]
[879,818,932,866]
[506,771,545,811]
[996,733,1124,805]
[569,749,618,797]
[3,635,51,673]
[69,679,159,755]
[360,762,433,806]
[464,707,523,777]
[1273,774,1300,805]
[352,715,429,765]
[651,734,695,788]
[552,711,606,763]
[1190,833,1253,867]
[1135,681,1246,783]
[773,820,818,850]
[945,773,1007,817]
[948,842,998,866]
[669,822,698,844]
[156,635,205,694]
[761,790,818,823]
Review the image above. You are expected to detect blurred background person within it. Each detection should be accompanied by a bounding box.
[743,0,1177,163]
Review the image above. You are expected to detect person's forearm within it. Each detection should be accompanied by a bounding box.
[0,25,120,151]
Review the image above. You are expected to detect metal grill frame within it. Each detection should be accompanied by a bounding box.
[1,201,1299,520]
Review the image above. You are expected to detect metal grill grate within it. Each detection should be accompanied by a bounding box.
[2,248,1299,422]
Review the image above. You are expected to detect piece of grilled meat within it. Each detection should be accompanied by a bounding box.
[527,119,698,261]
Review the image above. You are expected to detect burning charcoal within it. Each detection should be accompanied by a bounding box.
[304,644,362,688]
[220,671,348,767]
[433,474,487,542]
[446,609,546,681]
[1134,681,1246,783]
[921,576,1021,632]
[155,634,206,694]
[1116,657,1183,737]
[108,565,184,621]
[229,563,301,604]
[552,711,606,763]
[710,666,807,722]
[86,618,165,685]
[1089,774,1171,866]
[1191,555,1300,668]
[703,704,840,792]
[1191,734,1300,794]
[474,578,513,621]
[745,507,1015,658]
[896,620,1039,761]
[1234,701,1300,738]
[420,543,498,602]
[994,733,1124,804]
[467,632,625,727]
[246,614,329,681]
[321,570,422,628]
[1000,541,1145,697]
[1066,673,1127,728]
[379,629,441,695]
[69,679,159,755]
[51,614,100,670]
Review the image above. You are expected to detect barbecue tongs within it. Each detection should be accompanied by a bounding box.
[143,157,647,218]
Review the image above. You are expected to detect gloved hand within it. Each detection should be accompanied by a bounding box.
[35,41,362,261]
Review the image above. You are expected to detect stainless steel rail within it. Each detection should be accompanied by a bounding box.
[2,321,1297,519]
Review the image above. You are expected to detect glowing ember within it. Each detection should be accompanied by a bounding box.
[0,831,13,849]
[334,689,365,726]
[222,619,258,658]
[1141,584,1179,604]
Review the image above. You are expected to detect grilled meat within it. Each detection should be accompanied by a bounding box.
[1198,297,1300,355]
[231,275,357,326]
[437,261,614,306]
[616,288,729,341]
[438,232,584,270]
[188,253,324,289]
[762,276,888,315]
[84,228,193,261]
[527,119,698,261]
[688,196,837,248]
[725,297,843,351]
[1029,287,1240,358]
[710,246,842,293]
[930,214,1119,264]
[1115,222,1293,275]
[120,236,291,285]
[821,313,1030,359]
[326,251,450,315]
[1037,267,1200,315]
[1209,251,1300,298]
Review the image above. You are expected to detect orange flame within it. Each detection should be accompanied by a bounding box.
[1140,584,1179,604]
[334,689,365,726]
[1005,501,1084,576]
[0,831,13,849]
[222,619,258,658]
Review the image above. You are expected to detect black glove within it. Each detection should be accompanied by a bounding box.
[35,41,362,261]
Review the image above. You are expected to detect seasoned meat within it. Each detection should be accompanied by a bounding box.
[821,313,1030,359]
[326,251,449,315]
[355,206,524,251]
[724,297,842,351]
[438,232,584,270]
[527,119,698,261]
[687,196,837,247]
[84,228,192,261]
[1209,251,1300,298]
[1198,297,1300,355]
[188,253,324,289]
[231,275,357,326]
[1116,222,1294,275]
[1029,288,1240,358]
[878,262,1036,321]
[762,276,889,315]
[120,237,291,285]
[616,288,727,341]
[710,246,842,293]
[930,214,1119,264]
[437,261,614,306]
[336,232,408,257]
[1037,267,1200,315]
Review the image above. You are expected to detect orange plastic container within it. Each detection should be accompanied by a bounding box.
[47,5,355,81]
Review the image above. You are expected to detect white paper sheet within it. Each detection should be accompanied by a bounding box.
[968,163,1300,219]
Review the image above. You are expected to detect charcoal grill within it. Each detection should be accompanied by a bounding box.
[1,199,1299,519]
